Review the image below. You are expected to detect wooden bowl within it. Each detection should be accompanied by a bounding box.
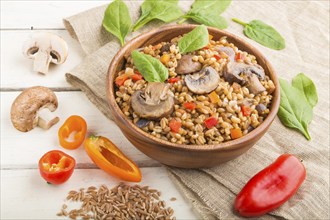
[107,24,280,168]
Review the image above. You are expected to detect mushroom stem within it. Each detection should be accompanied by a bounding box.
[33,51,52,74]
[37,108,59,129]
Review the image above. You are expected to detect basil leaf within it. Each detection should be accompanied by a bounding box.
[184,12,228,29]
[190,0,231,15]
[232,18,285,50]
[278,78,313,140]
[102,0,132,46]
[133,0,183,31]
[292,73,318,108]
[131,51,168,82]
[178,25,209,54]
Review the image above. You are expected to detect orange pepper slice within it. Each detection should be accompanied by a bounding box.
[84,135,142,182]
[58,115,87,150]
[208,91,220,104]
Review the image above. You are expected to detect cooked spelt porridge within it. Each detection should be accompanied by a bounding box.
[114,35,275,145]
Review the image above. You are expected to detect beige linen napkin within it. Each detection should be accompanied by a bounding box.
[64,1,329,219]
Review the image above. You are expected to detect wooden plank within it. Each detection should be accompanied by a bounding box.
[1,91,159,168]
[1,168,199,219]
[1,30,85,89]
[1,1,108,29]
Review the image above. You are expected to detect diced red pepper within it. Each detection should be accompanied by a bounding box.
[169,119,181,133]
[235,52,242,61]
[203,46,209,50]
[115,74,129,87]
[204,117,218,129]
[241,105,251,116]
[168,77,180,83]
[213,54,221,61]
[183,102,196,110]
[131,73,143,81]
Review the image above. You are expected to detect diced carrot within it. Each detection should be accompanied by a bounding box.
[204,117,218,129]
[230,128,243,139]
[241,105,251,116]
[183,102,196,110]
[213,54,221,61]
[208,91,220,104]
[168,77,180,83]
[115,74,129,87]
[169,119,181,133]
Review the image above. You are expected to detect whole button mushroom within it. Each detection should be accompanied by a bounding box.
[184,66,220,94]
[22,33,68,74]
[11,86,60,132]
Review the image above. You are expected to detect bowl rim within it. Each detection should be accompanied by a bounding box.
[107,24,280,152]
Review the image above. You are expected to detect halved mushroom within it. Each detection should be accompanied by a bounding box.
[223,62,266,94]
[131,82,174,119]
[214,46,235,62]
[11,86,59,132]
[22,33,68,74]
[175,55,202,74]
[184,66,220,94]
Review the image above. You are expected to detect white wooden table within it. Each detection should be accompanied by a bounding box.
[0,1,198,219]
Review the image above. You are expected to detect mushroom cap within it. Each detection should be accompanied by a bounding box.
[131,82,174,119]
[184,66,220,94]
[223,62,265,84]
[10,86,58,132]
[175,55,202,75]
[22,32,68,64]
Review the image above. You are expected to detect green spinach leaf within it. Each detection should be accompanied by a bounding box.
[189,0,231,15]
[232,18,285,50]
[133,0,183,31]
[278,78,313,140]
[131,51,168,82]
[102,0,132,46]
[292,73,318,108]
[183,12,228,29]
[178,25,209,54]
[179,0,231,27]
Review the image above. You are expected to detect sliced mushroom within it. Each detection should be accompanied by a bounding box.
[184,66,220,94]
[224,62,265,84]
[214,46,235,62]
[22,33,68,74]
[175,55,202,74]
[246,74,266,95]
[11,86,59,132]
[131,82,174,119]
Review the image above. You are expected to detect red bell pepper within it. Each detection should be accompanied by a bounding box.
[183,102,196,110]
[235,52,242,61]
[235,154,306,217]
[213,54,221,61]
[241,105,251,116]
[38,150,76,185]
[169,119,181,133]
[131,72,143,81]
[204,117,218,129]
[168,77,180,83]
